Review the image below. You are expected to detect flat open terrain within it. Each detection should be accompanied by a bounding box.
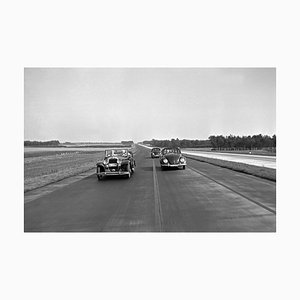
[24,149,104,192]
[24,145,276,232]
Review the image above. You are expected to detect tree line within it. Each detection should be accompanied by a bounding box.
[121,140,134,146]
[208,134,276,150]
[143,138,211,148]
[24,140,61,147]
[143,134,276,150]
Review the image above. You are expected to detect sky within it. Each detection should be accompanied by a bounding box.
[24,68,276,142]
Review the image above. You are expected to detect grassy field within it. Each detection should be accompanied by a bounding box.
[24,150,104,192]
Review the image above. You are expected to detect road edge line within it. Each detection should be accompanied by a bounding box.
[188,165,276,215]
[152,160,163,231]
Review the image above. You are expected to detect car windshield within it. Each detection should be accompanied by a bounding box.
[105,149,128,157]
[152,148,160,152]
[162,148,181,155]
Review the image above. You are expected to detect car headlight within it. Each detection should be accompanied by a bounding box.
[163,158,168,164]
[179,157,185,163]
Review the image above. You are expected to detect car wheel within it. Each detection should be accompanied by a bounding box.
[182,166,186,170]
[97,175,103,181]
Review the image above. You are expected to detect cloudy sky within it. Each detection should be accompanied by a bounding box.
[24,68,275,142]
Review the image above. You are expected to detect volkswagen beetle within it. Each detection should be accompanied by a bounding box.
[160,147,186,170]
[96,149,136,180]
[151,147,161,158]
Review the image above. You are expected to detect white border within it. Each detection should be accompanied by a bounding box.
[1,1,299,300]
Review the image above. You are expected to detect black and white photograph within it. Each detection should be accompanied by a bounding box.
[24,68,276,232]
[2,1,300,300]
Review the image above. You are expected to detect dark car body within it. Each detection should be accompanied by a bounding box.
[96,149,136,180]
[159,147,186,170]
[151,147,161,158]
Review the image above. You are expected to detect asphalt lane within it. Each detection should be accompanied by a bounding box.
[24,145,276,232]
[25,148,156,232]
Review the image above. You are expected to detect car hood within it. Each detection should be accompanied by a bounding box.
[105,156,128,162]
[163,153,181,164]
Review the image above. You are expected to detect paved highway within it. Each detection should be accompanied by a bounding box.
[140,145,276,168]
[24,145,276,232]
[182,150,276,169]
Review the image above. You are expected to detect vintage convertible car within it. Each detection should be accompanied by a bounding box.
[151,147,161,158]
[160,147,186,170]
[96,149,136,180]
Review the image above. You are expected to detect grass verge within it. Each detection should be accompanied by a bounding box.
[24,151,104,192]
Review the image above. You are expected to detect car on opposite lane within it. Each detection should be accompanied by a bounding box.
[151,147,161,158]
[160,147,186,170]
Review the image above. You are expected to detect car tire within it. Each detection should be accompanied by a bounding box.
[182,166,186,170]
[97,175,103,181]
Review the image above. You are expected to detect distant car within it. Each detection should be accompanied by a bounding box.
[151,147,161,158]
[160,147,186,170]
[96,149,136,180]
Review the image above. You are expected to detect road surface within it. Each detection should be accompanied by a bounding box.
[24,145,276,232]
[141,145,276,168]
[182,150,276,169]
